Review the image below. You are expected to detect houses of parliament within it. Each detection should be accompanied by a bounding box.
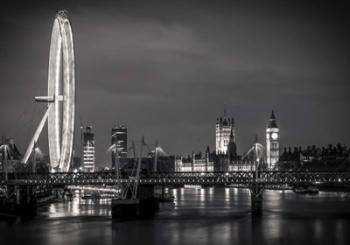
[175,110,280,172]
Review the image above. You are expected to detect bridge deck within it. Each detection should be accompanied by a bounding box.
[1,171,350,186]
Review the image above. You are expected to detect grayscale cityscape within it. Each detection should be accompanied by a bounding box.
[1,1,350,245]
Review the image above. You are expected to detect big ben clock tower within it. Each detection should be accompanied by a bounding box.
[266,110,279,169]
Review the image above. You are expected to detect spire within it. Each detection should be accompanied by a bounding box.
[229,127,234,141]
[267,110,278,128]
[205,145,210,153]
[227,128,237,160]
[270,110,276,120]
[255,134,258,143]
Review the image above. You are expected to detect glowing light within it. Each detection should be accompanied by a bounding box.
[21,11,75,172]
[48,11,75,171]
[67,185,120,193]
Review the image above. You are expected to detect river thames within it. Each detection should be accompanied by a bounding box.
[1,187,350,245]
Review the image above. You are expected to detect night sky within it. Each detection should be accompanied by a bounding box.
[0,0,349,167]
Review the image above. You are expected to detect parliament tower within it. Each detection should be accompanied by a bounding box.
[216,117,235,155]
[266,110,279,169]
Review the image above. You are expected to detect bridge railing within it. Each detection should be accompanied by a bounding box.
[1,171,350,186]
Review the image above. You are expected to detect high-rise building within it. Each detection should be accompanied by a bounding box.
[266,110,279,169]
[216,117,235,155]
[111,125,127,168]
[83,126,95,172]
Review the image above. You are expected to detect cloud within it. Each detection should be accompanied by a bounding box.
[0,0,349,166]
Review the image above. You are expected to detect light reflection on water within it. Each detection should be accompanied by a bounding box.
[199,188,205,203]
[46,194,112,218]
[1,187,350,245]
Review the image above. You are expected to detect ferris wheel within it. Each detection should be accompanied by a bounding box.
[22,10,75,172]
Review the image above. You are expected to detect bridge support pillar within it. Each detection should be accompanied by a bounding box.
[112,185,159,219]
[0,185,38,217]
[138,185,159,217]
[249,183,264,215]
[17,185,37,216]
[111,199,139,219]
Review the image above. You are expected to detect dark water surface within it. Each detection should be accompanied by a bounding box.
[1,187,350,245]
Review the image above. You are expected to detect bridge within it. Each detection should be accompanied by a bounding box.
[1,171,350,186]
[1,170,350,217]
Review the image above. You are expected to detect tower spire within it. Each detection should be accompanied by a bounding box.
[229,127,234,142]
[268,110,278,128]
[270,110,276,120]
[227,127,237,160]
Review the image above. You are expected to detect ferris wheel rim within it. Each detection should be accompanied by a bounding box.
[47,11,75,172]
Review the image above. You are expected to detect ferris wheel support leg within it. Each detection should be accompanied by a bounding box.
[22,105,51,164]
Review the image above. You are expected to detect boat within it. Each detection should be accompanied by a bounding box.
[81,193,101,200]
[184,184,202,189]
[81,192,120,200]
[293,186,319,194]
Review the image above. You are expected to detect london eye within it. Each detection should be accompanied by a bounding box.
[22,10,75,172]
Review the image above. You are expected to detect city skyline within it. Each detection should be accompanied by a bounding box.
[1,2,350,244]
[0,0,349,167]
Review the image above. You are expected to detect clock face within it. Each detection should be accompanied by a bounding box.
[271,132,278,140]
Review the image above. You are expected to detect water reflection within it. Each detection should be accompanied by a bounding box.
[199,188,205,203]
[224,187,231,204]
[1,188,350,245]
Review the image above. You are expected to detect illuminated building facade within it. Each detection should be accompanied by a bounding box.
[111,125,128,168]
[216,117,235,155]
[266,110,279,169]
[228,160,255,171]
[175,150,214,172]
[83,126,95,172]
